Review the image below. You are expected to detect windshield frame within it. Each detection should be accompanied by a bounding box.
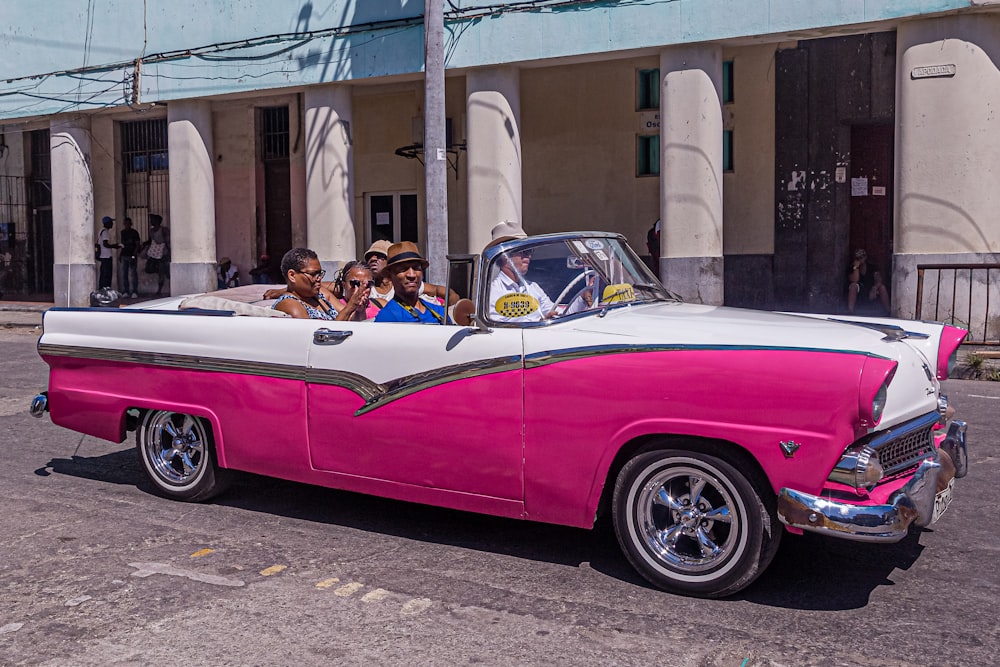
[477,231,677,328]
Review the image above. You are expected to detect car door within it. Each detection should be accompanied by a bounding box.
[305,321,525,503]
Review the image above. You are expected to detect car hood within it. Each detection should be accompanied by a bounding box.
[562,301,905,351]
[547,301,941,426]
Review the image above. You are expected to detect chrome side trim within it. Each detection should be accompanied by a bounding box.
[355,355,522,416]
[39,343,307,381]
[778,455,946,543]
[38,343,382,400]
[524,343,886,369]
[37,343,520,411]
[305,368,384,402]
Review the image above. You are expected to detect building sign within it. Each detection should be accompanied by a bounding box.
[911,64,956,79]
[639,111,660,132]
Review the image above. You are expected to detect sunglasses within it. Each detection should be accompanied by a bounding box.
[349,279,375,288]
[296,269,326,279]
[512,249,533,258]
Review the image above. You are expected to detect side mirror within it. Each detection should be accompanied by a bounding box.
[452,298,476,326]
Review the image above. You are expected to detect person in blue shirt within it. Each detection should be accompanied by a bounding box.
[374,242,449,324]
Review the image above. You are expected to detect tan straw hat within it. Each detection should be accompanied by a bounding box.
[364,239,392,261]
[384,241,429,270]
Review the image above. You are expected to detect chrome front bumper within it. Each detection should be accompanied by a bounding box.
[777,420,968,543]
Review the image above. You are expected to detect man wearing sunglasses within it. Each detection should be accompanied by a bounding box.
[486,240,555,323]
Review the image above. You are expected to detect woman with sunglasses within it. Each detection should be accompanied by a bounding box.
[272,248,369,321]
[332,261,379,321]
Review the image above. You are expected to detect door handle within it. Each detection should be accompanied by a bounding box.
[313,328,353,344]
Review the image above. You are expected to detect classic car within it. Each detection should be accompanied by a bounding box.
[30,231,969,598]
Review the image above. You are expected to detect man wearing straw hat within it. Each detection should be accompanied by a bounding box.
[373,242,450,324]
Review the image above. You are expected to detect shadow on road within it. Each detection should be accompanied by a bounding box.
[36,447,140,486]
[37,447,929,607]
[739,529,925,609]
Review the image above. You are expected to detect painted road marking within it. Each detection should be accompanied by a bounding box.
[401,598,433,615]
[64,595,92,607]
[361,588,390,602]
[968,394,1000,400]
[334,582,365,597]
[190,548,215,558]
[315,577,341,589]
[259,565,287,576]
[129,562,245,587]
[0,623,24,634]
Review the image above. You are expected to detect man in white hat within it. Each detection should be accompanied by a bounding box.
[484,227,555,323]
[490,220,527,241]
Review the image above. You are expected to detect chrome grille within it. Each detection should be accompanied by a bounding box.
[874,425,934,476]
[864,412,938,477]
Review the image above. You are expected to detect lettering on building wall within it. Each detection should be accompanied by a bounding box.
[639,111,660,131]
[911,64,956,79]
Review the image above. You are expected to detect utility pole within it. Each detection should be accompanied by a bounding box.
[424,0,449,286]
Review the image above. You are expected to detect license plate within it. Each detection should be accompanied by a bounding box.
[931,477,955,524]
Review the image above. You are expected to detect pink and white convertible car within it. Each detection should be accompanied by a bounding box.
[31,232,969,598]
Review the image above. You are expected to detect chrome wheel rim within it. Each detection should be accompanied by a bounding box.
[634,464,740,573]
[142,412,207,487]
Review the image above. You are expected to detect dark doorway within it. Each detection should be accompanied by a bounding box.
[367,192,419,246]
[259,107,292,261]
[849,124,894,283]
[29,129,54,296]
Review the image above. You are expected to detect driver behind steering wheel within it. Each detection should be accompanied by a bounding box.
[486,224,555,323]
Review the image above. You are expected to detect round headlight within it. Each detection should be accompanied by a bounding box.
[872,382,888,425]
[828,445,884,492]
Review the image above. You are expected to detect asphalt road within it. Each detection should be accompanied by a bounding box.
[2,326,998,666]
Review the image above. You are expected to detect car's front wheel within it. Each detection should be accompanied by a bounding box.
[612,448,780,598]
[136,410,230,502]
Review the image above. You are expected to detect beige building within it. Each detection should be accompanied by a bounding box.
[1,5,999,342]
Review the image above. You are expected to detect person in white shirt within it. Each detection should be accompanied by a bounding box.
[217,257,240,289]
[96,216,121,289]
[486,223,555,323]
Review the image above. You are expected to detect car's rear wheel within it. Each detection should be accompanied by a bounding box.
[136,409,230,502]
[612,448,780,598]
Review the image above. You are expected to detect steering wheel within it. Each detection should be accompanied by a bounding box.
[554,269,596,308]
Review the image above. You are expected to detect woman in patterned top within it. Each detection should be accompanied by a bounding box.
[272,248,369,320]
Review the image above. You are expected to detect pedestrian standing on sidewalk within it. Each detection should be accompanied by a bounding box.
[147,214,170,297]
[97,216,121,290]
[118,217,140,298]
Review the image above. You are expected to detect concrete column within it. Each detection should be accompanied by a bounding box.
[50,117,95,307]
[168,100,217,295]
[304,85,355,276]
[466,67,521,254]
[893,15,1000,320]
[659,45,724,305]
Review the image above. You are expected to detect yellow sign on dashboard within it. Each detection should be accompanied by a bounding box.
[602,283,635,303]
[495,292,540,318]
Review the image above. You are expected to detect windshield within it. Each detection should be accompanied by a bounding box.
[483,235,675,325]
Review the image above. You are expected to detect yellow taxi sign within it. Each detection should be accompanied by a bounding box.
[495,292,540,319]
[602,283,635,303]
